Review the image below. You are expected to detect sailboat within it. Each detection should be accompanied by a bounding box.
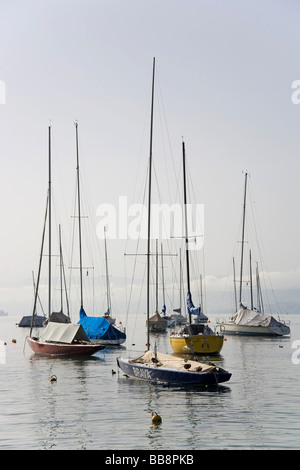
[44,224,71,325]
[169,141,224,355]
[217,173,290,336]
[72,124,126,345]
[146,241,168,332]
[117,58,231,385]
[160,243,176,328]
[101,227,116,325]
[27,126,105,356]
[18,272,46,327]
[170,249,187,326]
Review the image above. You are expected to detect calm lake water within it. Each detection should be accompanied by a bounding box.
[0,312,299,450]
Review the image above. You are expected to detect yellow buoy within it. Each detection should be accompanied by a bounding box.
[152,411,162,423]
[50,375,57,382]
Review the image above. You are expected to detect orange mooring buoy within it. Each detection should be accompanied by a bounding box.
[151,411,162,423]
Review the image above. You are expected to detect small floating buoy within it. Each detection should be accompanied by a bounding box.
[50,375,57,382]
[112,369,116,375]
[152,411,162,423]
[12,339,16,343]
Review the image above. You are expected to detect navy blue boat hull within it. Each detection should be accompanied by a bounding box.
[117,357,231,385]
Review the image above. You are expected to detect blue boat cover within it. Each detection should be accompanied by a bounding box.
[78,307,126,341]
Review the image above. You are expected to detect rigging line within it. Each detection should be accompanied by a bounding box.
[151,161,181,289]
[186,159,204,234]
[247,182,280,314]
[182,157,204,291]
[124,169,148,328]
[248,182,267,268]
[127,259,147,347]
[68,177,79,317]
[124,255,129,327]
[123,157,148,260]
[156,69,179,203]
[30,192,49,337]
[156,89,173,206]
[49,129,71,229]
[123,75,154,265]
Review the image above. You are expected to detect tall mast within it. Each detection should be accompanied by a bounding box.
[75,122,83,309]
[155,239,158,313]
[30,195,49,337]
[249,249,253,310]
[200,274,203,313]
[146,57,155,350]
[59,224,63,312]
[256,263,264,313]
[104,227,111,315]
[48,125,51,320]
[161,243,166,313]
[239,172,248,304]
[59,225,70,317]
[233,257,237,312]
[179,248,182,315]
[182,141,191,324]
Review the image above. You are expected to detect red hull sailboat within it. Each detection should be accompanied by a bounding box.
[27,323,105,356]
[27,125,106,357]
[27,337,104,356]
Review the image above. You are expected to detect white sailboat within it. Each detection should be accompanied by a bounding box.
[217,173,290,337]
[117,58,231,385]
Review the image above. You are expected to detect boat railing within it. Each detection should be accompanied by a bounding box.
[277,316,290,326]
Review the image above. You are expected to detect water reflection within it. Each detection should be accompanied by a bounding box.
[3,315,299,449]
[117,368,232,450]
[28,355,96,449]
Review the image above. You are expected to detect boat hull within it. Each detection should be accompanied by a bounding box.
[218,322,290,336]
[27,336,105,356]
[117,357,231,385]
[170,334,224,354]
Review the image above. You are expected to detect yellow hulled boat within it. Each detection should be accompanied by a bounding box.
[170,323,224,354]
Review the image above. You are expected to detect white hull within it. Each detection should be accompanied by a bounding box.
[217,305,290,337]
[218,321,290,336]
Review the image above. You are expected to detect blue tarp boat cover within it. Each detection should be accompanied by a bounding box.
[78,307,126,341]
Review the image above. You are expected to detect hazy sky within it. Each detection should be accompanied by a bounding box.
[0,0,300,317]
